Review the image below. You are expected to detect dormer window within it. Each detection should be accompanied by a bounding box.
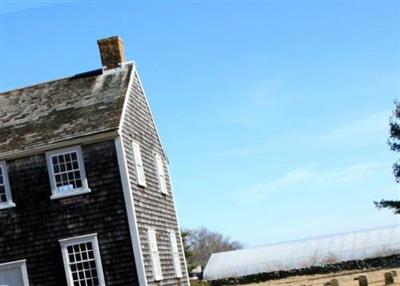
[46,146,91,199]
[0,161,15,209]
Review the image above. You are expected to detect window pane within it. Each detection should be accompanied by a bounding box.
[65,153,71,162]
[71,152,77,161]
[0,194,7,203]
[72,161,79,169]
[0,186,7,203]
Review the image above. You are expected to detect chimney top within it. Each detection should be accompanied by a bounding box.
[97,36,126,70]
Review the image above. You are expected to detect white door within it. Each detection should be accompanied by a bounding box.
[0,260,29,286]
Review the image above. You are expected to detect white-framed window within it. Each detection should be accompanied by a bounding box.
[59,233,105,286]
[154,153,168,194]
[169,230,183,278]
[147,229,163,281]
[132,141,146,186]
[0,161,15,210]
[46,146,91,199]
[0,259,30,285]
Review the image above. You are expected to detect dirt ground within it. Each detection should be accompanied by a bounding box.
[242,268,400,286]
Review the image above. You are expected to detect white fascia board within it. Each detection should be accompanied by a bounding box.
[114,135,148,286]
[166,164,191,283]
[118,61,136,131]
[119,65,168,161]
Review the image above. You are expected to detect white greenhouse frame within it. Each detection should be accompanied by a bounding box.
[204,225,400,280]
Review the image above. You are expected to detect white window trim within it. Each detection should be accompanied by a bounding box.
[59,233,105,286]
[132,141,147,187]
[169,230,183,278]
[46,146,91,200]
[0,259,30,285]
[0,161,16,210]
[154,153,168,195]
[147,228,163,281]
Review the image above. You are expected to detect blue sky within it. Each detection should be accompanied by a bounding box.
[1,0,399,247]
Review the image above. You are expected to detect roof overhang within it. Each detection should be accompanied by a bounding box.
[0,129,119,161]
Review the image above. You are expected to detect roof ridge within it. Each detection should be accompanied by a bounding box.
[0,62,134,95]
[0,69,100,96]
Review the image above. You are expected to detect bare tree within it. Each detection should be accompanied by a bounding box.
[184,227,243,269]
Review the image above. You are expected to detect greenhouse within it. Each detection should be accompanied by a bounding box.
[203,225,400,280]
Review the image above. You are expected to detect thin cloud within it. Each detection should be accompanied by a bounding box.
[2,1,56,14]
[217,110,390,158]
[378,184,400,196]
[308,111,390,147]
[235,162,384,201]
[226,77,288,126]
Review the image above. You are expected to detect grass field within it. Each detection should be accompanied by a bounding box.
[192,267,400,286]
[242,268,400,286]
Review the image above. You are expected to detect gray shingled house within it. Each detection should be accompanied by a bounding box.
[0,36,189,286]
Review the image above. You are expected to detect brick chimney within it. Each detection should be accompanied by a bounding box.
[97,36,126,69]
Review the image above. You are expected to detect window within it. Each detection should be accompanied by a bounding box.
[132,141,146,186]
[0,259,30,286]
[147,229,163,281]
[46,146,90,199]
[169,230,183,278]
[154,153,168,194]
[0,161,15,209]
[59,234,105,286]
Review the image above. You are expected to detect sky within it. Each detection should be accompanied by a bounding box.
[1,0,399,247]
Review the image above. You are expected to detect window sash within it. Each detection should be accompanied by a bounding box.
[147,229,163,281]
[132,141,146,186]
[46,146,90,199]
[50,151,82,192]
[169,231,183,278]
[59,234,105,286]
[155,154,168,194]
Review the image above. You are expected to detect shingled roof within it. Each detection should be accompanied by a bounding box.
[0,63,133,158]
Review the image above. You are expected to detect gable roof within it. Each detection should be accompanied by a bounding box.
[0,63,133,158]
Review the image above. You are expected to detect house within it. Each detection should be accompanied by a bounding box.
[0,36,189,286]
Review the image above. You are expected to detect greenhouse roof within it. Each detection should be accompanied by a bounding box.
[203,225,400,280]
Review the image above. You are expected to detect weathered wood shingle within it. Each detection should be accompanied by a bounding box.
[0,65,132,157]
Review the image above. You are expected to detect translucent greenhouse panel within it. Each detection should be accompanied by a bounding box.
[204,225,400,281]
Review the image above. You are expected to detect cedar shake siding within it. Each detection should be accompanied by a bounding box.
[120,70,189,286]
[0,140,139,286]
